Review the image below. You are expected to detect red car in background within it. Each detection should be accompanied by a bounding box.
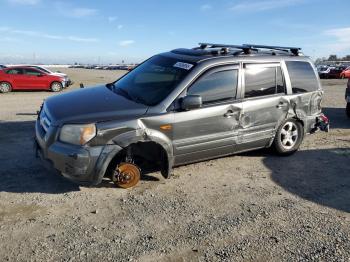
[0,66,67,93]
[341,67,350,79]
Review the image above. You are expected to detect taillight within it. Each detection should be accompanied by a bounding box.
[320,114,329,124]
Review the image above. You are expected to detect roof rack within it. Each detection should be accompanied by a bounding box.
[197,43,302,56]
[243,44,301,56]
[197,43,255,55]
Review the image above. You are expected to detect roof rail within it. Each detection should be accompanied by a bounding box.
[197,43,302,56]
[198,43,254,54]
[243,44,301,56]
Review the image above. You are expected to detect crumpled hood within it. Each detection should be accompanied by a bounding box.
[45,85,148,125]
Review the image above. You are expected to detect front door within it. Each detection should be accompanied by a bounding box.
[237,63,288,151]
[23,68,47,89]
[172,65,242,165]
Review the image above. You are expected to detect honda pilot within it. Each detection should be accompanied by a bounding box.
[34,43,329,188]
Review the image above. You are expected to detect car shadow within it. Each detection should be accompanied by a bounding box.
[263,148,350,213]
[0,120,80,194]
[0,120,160,194]
[323,107,350,129]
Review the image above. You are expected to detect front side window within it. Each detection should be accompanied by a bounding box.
[285,61,319,93]
[25,68,42,76]
[244,65,285,98]
[112,55,194,106]
[187,69,238,104]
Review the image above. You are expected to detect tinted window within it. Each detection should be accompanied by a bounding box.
[6,68,23,75]
[244,66,285,98]
[113,55,194,106]
[286,61,319,93]
[188,69,238,104]
[25,68,42,76]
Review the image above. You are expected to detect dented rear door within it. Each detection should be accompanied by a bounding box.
[237,63,289,151]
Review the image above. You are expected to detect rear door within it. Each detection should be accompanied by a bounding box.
[172,65,243,165]
[238,63,288,151]
[5,68,26,89]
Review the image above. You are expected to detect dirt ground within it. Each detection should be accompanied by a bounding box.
[0,69,349,262]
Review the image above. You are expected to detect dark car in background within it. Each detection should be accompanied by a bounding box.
[0,66,67,93]
[318,65,347,79]
[0,65,7,69]
[346,80,350,118]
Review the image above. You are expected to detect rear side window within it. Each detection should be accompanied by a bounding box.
[286,61,319,93]
[6,68,23,75]
[188,69,238,104]
[244,66,285,98]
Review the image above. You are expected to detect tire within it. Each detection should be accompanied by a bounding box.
[346,103,350,118]
[0,82,12,93]
[50,82,63,92]
[272,119,304,155]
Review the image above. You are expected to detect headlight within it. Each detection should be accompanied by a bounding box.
[59,124,96,145]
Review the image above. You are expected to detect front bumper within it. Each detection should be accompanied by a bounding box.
[34,120,121,185]
[65,79,73,87]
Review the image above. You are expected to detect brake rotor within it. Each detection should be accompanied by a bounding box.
[112,162,141,189]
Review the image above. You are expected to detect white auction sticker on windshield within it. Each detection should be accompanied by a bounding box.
[174,62,194,70]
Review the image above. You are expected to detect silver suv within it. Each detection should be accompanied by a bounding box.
[34,43,329,188]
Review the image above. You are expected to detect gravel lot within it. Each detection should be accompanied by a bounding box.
[0,69,349,261]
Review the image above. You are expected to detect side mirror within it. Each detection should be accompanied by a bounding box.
[181,95,202,110]
[37,74,44,77]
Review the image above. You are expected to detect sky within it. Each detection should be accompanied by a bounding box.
[0,0,349,64]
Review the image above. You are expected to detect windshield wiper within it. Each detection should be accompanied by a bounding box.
[107,84,148,105]
[105,83,115,90]
[114,88,133,101]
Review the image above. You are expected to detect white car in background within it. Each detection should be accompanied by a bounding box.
[30,66,73,87]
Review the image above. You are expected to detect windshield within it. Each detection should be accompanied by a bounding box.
[111,55,194,106]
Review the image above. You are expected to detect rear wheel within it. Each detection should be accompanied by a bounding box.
[346,103,350,118]
[273,119,304,155]
[50,82,63,92]
[0,82,12,93]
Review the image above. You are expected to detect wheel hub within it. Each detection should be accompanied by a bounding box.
[280,122,298,150]
[112,162,141,189]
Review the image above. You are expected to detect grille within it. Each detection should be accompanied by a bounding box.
[39,109,51,132]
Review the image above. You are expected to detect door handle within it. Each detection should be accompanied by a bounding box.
[276,102,287,109]
[224,110,236,118]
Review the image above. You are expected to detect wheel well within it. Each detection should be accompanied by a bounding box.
[0,81,12,87]
[51,81,62,87]
[293,117,304,127]
[105,141,169,179]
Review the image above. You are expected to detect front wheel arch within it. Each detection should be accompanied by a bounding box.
[50,81,63,92]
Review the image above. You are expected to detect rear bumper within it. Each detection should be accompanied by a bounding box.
[309,114,330,133]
